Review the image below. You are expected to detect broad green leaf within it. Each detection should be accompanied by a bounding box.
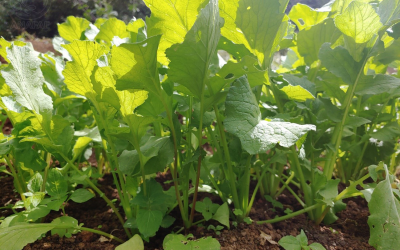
[58,16,91,42]
[280,85,315,102]
[163,234,221,250]
[70,188,95,203]
[166,0,220,99]
[51,216,79,238]
[62,40,109,98]
[212,202,230,229]
[136,91,166,117]
[0,223,55,250]
[144,0,208,65]
[296,230,308,246]
[131,179,172,209]
[378,0,400,28]
[225,77,315,155]
[124,115,156,143]
[72,136,92,159]
[1,45,53,117]
[283,75,316,96]
[23,115,74,155]
[289,4,329,30]
[95,17,129,44]
[136,209,164,238]
[0,38,25,63]
[278,235,301,250]
[46,168,68,199]
[319,43,364,85]
[345,116,371,127]
[119,137,174,176]
[376,38,400,64]
[330,0,373,16]
[310,243,327,250]
[210,56,264,94]
[355,74,400,95]
[40,53,65,96]
[335,1,382,44]
[317,179,340,206]
[16,148,47,171]
[127,18,147,42]
[10,111,44,137]
[25,192,45,208]
[0,72,12,96]
[231,0,289,69]
[22,206,49,221]
[297,19,341,65]
[116,234,144,250]
[371,122,400,141]
[112,35,161,94]
[93,66,148,116]
[27,173,43,193]
[368,164,400,249]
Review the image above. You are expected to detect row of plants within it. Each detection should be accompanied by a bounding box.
[1,0,400,249]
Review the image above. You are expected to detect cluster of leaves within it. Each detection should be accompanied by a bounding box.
[1,0,400,249]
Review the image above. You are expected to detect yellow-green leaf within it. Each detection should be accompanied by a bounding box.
[62,41,109,98]
[93,66,148,117]
[289,4,329,30]
[112,35,161,94]
[335,1,382,43]
[144,0,208,65]
[57,16,90,42]
[166,0,220,98]
[95,17,130,44]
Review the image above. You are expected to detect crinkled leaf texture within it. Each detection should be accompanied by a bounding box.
[225,76,315,155]
[1,45,53,117]
[368,164,400,249]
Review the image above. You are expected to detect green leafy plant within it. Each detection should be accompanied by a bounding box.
[279,229,326,250]
[163,234,220,250]
[1,0,400,249]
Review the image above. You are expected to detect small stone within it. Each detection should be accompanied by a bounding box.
[231,237,237,242]
[65,237,75,243]
[42,243,52,249]
[78,242,86,249]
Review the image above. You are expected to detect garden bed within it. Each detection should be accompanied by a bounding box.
[0,171,373,250]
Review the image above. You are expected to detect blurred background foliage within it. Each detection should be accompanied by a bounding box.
[0,0,328,40]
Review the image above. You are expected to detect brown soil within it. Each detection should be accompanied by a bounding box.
[0,169,375,250]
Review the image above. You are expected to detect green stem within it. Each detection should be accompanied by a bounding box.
[189,92,206,225]
[202,163,225,201]
[79,226,124,243]
[315,173,370,224]
[214,105,241,210]
[257,204,320,225]
[275,171,295,197]
[288,147,312,208]
[156,88,188,228]
[279,178,305,207]
[90,104,132,219]
[247,163,270,215]
[58,153,131,238]
[41,153,52,192]
[242,155,252,217]
[4,155,26,204]
[323,59,368,179]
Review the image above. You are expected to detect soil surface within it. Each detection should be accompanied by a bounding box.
[0,170,375,250]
